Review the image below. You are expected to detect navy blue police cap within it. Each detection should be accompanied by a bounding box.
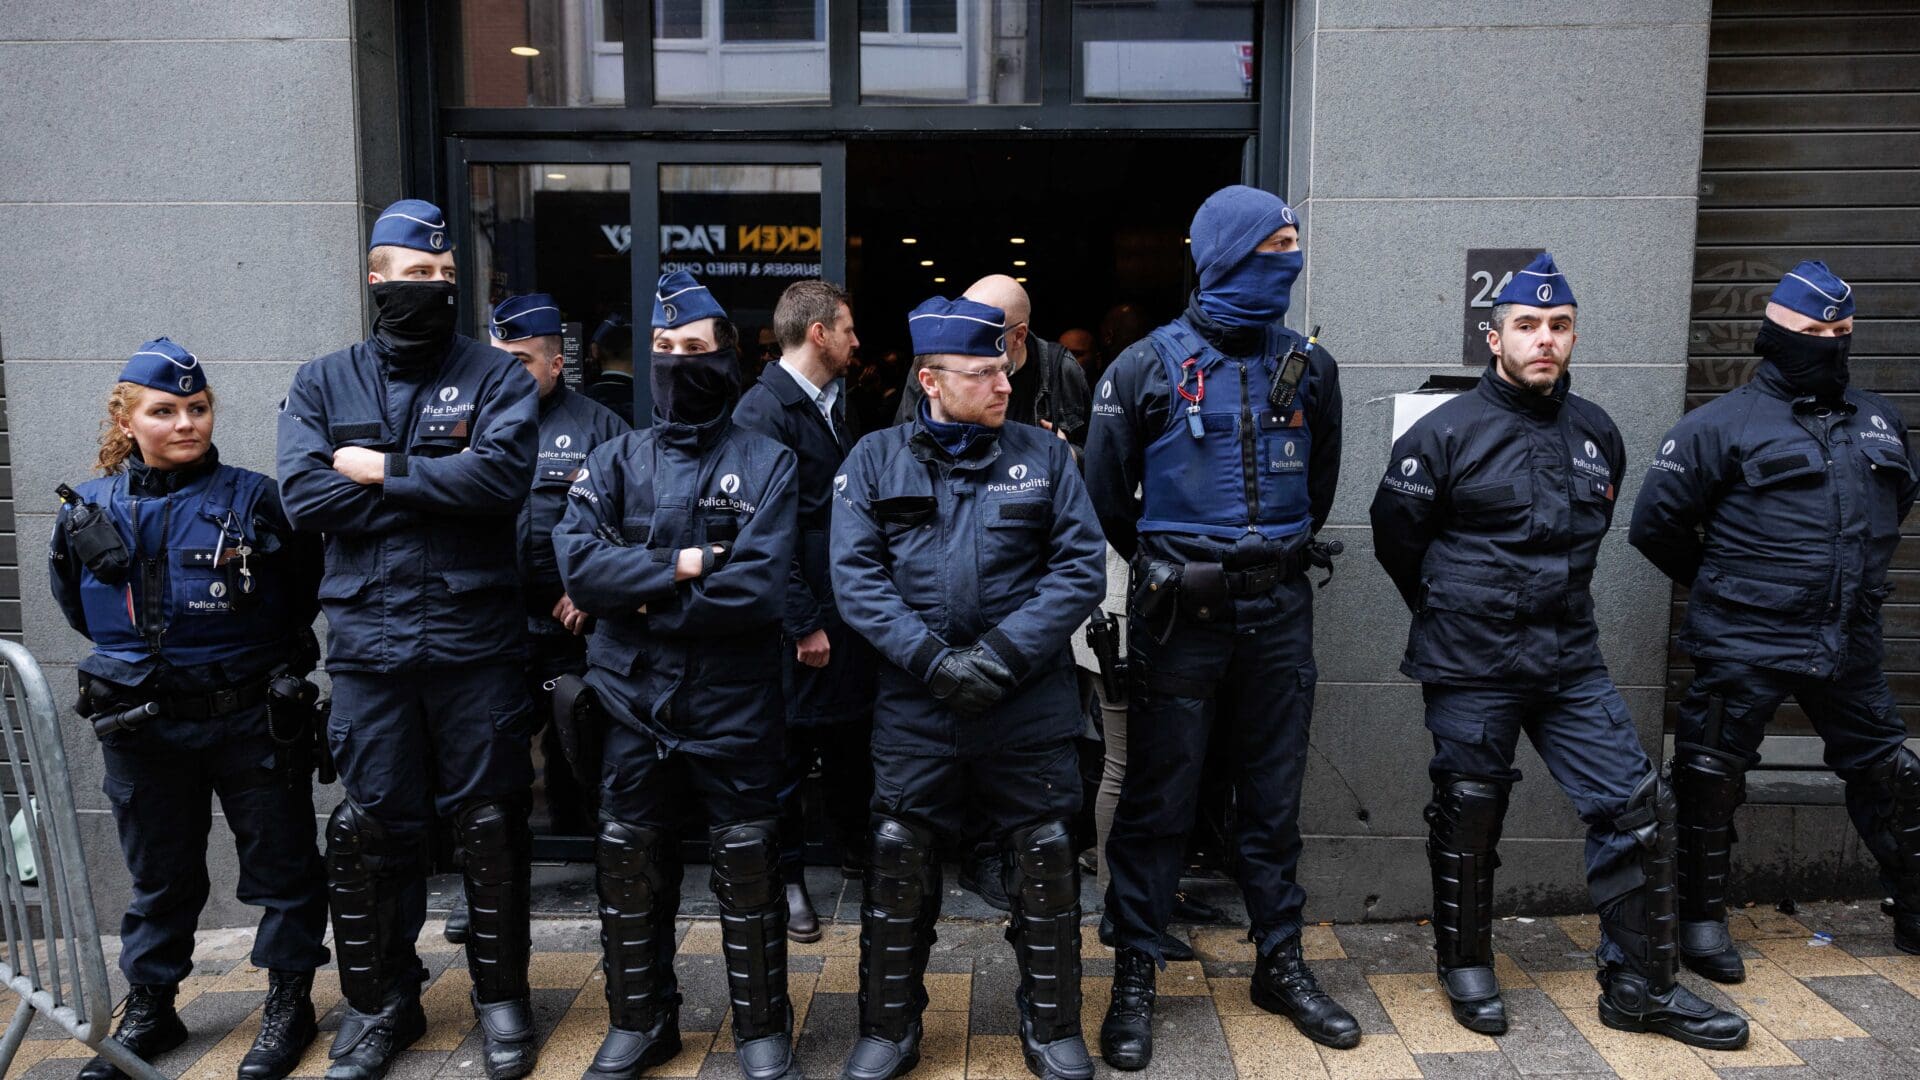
[369,199,451,254]
[592,312,631,347]
[120,338,208,395]
[490,293,563,342]
[652,271,727,329]
[907,297,1008,358]
[1771,260,1854,323]
[1494,251,1577,308]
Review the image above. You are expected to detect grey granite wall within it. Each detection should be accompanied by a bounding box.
[0,0,400,929]
[1285,0,1719,921]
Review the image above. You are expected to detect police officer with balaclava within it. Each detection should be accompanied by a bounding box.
[1370,254,1749,1049]
[276,200,542,1080]
[554,272,801,1080]
[54,340,329,1080]
[1084,186,1354,1065]
[491,294,630,836]
[1631,262,1920,975]
[830,295,1106,1080]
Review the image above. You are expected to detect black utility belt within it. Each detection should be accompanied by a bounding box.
[108,678,272,720]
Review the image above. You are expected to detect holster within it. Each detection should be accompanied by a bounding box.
[548,673,606,794]
[1129,559,1182,644]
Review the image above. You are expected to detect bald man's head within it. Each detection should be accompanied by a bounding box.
[964,274,1032,328]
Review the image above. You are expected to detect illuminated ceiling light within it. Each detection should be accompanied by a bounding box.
[1012,259,1027,267]
[510,45,541,57]
[901,237,918,244]
[919,259,934,267]
[545,172,567,180]
[1009,237,1027,244]
[933,276,947,283]
[1184,237,1191,244]
[1016,277,1028,283]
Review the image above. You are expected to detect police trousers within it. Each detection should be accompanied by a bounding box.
[101,707,329,985]
[1104,577,1317,961]
[1424,675,1650,966]
[1677,656,1909,857]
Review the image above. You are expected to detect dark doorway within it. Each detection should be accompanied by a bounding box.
[844,137,1245,428]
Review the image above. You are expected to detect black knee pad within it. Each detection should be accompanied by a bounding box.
[598,820,669,893]
[709,819,780,911]
[1864,746,1920,800]
[1007,819,1077,918]
[1672,746,1746,826]
[456,799,529,888]
[866,816,932,915]
[1425,775,1509,854]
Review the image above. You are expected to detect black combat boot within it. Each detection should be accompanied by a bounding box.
[443,896,470,945]
[326,990,428,1080]
[787,881,823,944]
[958,844,1011,912]
[1250,936,1361,1050]
[1098,948,1155,1071]
[77,985,189,1080]
[238,970,318,1080]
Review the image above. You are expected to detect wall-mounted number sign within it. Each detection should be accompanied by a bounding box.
[1463,248,1538,365]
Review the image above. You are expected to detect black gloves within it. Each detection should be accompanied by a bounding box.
[927,645,1017,718]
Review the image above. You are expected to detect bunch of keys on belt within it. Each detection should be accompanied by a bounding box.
[1177,357,1206,439]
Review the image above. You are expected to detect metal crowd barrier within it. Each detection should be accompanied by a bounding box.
[0,639,164,1080]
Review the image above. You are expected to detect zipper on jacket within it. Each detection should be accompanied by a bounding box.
[1238,363,1260,530]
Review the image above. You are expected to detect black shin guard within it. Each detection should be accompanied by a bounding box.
[326,800,423,1013]
[1596,770,1680,991]
[1853,747,1920,913]
[1424,775,1509,974]
[457,799,533,1004]
[1006,820,1083,1045]
[596,821,680,1031]
[710,819,791,1042]
[859,817,937,1040]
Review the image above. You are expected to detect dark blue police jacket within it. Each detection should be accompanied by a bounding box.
[1085,298,1341,624]
[830,417,1107,756]
[51,448,322,696]
[521,386,629,636]
[1629,360,1918,678]
[732,362,855,642]
[1370,365,1625,689]
[553,409,798,758]
[276,334,539,673]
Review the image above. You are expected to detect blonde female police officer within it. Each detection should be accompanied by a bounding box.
[52,340,329,1080]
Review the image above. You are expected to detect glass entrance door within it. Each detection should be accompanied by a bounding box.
[636,143,847,415]
[450,138,843,860]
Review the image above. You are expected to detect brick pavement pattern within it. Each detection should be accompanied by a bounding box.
[11,895,1920,1079]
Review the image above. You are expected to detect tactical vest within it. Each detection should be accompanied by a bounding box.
[1137,318,1313,541]
[74,465,291,670]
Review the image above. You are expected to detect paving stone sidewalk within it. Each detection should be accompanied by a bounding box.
[9,872,1920,1080]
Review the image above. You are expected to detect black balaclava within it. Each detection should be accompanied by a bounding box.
[370,281,458,366]
[1756,317,1851,401]
[650,348,742,426]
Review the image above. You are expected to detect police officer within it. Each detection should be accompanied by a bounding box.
[831,296,1106,1080]
[892,275,1092,450]
[1085,185,1354,1065]
[1370,254,1748,1049]
[553,272,801,1080]
[1630,262,1920,975]
[276,200,542,1080]
[586,313,638,426]
[732,279,876,943]
[491,293,630,837]
[52,341,329,1080]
